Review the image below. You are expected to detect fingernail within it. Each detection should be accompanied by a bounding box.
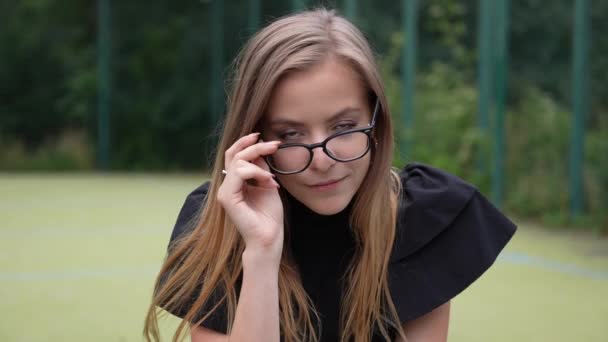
[250,132,261,136]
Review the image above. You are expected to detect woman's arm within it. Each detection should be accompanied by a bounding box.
[190,135,284,341]
[191,248,280,342]
[396,301,451,342]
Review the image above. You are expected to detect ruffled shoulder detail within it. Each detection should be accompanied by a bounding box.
[388,163,516,322]
[390,163,476,262]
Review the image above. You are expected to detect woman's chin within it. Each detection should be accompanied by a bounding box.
[301,195,352,216]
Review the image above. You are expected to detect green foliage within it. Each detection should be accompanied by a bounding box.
[505,86,570,217]
[0,0,93,149]
[1,0,607,230]
[0,129,93,170]
[505,86,607,233]
[381,31,487,191]
[380,31,607,233]
[409,63,485,184]
[584,116,608,232]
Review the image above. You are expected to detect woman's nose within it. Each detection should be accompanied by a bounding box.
[308,146,336,172]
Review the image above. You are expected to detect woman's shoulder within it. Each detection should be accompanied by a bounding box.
[391,162,479,260]
[388,162,517,322]
[161,180,231,332]
[397,162,477,223]
[398,162,477,197]
[169,181,211,247]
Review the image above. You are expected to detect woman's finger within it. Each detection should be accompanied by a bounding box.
[232,141,281,165]
[237,166,279,189]
[221,159,278,196]
[224,132,261,167]
[252,156,271,173]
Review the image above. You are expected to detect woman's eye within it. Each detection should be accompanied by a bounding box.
[334,123,356,131]
[278,131,301,140]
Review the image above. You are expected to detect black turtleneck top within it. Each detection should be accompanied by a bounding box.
[163,163,517,341]
[285,189,356,341]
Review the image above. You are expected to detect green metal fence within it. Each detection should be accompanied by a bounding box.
[96,0,592,219]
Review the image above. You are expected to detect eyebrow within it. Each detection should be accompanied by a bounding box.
[268,107,364,127]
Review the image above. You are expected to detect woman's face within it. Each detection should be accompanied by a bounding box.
[262,58,372,215]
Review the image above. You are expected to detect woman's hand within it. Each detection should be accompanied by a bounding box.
[216,132,284,260]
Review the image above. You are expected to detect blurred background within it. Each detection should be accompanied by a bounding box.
[0,0,606,341]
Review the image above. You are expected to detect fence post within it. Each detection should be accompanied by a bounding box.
[292,0,306,11]
[211,0,224,123]
[97,0,111,170]
[345,0,357,21]
[569,0,590,218]
[401,0,419,161]
[477,0,494,176]
[249,0,261,30]
[492,0,510,208]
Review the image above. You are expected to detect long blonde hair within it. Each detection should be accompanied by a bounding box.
[144,8,405,342]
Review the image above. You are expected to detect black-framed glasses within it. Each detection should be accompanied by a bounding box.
[264,100,380,175]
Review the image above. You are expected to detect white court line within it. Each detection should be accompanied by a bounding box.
[0,265,160,281]
[0,227,171,237]
[0,252,607,281]
[498,251,608,280]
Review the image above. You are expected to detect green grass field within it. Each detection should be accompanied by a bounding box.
[1,173,607,341]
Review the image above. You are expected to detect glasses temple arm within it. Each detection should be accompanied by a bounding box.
[370,100,380,127]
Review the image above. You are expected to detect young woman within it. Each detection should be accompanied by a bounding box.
[144,8,516,342]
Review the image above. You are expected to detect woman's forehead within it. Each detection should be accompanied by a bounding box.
[263,59,370,126]
[266,107,366,128]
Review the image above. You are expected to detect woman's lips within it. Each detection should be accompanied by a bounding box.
[308,177,346,191]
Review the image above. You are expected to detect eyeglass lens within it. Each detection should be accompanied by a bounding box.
[267,131,370,173]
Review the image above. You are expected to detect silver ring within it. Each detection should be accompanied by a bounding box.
[221,169,227,175]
